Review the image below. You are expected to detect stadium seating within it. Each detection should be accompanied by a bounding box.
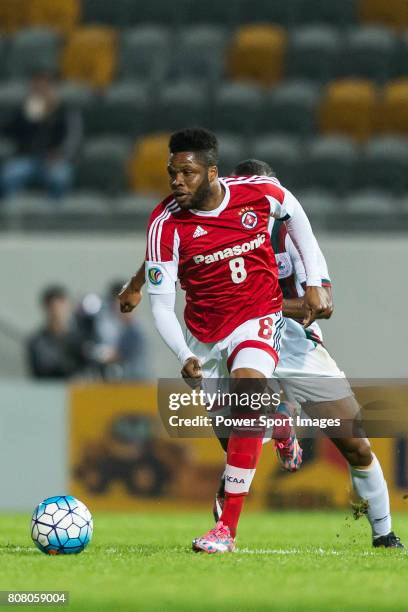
[395,32,408,78]
[0,35,8,79]
[299,136,358,195]
[61,26,117,89]
[338,27,397,81]
[77,137,131,194]
[93,81,151,136]
[178,0,240,26]
[127,133,171,196]
[114,194,155,213]
[82,0,132,27]
[359,0,408,30]
[251,135,302,187]
[380,79,408,135]
[297,188,340,215]
[345,189,397,213]
[227,25,287,87]
[239,0,299,26]
[354,136,408,194]
[58,192,109,213]
[297,0,357,25]
[124,0,185,27]
[286,26,341,83]
[319,79,378,141]
[217,134,246,176]
[57,82,94,111]
[119,26,170,82]
[154,81,209,132]
[0,81,26,129]
[26,0,81,34]
[0,0,28,34]
[84,0,184,27]
[7,28,61,78]
[0,138,13,165]
[266,80,320,135]
[165,25,227,83]
[2,0,408,220]
[212,83,265,134]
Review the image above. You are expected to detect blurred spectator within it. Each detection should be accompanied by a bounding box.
[27,285,88,379]
[92,280,151,381]
[1,73,82,199]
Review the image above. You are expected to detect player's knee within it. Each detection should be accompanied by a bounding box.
[347,438,372,467]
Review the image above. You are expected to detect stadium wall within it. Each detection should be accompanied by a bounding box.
[0,233,406,378]
[0,381,67,511]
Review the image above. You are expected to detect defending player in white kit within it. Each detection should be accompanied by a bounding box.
[211,159,403,550]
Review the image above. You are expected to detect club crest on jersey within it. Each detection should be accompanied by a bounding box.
[148,266,163,286]
[275,253,293,279]
[239,206,258,229]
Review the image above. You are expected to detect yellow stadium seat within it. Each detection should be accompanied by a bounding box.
[128,134,171,197]
[380,79,408,135]
[60,27,117,89]
[359,0,408,30]
[227,25,287,87]
[319,79,378,141]
[0,0,28,33]
[27,0,81,33]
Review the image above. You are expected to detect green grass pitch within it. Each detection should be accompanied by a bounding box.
[0,511,407,611]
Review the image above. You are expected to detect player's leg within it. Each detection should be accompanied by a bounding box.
[326,400,402,548]
[193,368,267,553]
[303,395,401,547]
[278,338,402,547]
[194,312,284,552]
[212,398,301,522]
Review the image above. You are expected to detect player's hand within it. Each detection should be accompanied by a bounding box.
[181,356,202,388]
[318,287,334,320]
[118,281,142,313]
[303,286,331,327]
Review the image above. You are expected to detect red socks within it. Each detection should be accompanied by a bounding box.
[220,434,263,538]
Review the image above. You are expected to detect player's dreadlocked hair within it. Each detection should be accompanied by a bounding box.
[169,128,219,167]
[233,159,276,177]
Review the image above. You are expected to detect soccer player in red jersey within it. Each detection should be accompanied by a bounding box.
[140,128,328,553]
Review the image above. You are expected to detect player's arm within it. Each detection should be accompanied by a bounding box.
[149,291,202,383]
[118,262,145,313]
[145,205,201,383]
[268,188,330,327]
[284,237,333,321]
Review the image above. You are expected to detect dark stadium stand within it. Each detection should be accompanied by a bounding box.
[1,0,408,231]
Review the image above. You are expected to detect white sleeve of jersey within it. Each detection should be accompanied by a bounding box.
[145,260,178,294]
[150,292,195,365]
[266,186,298,219]
[286,235,331,285]
[281,189,322,287]
[146,225,180,294]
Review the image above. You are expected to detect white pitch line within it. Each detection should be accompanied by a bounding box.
[235,548,378,556]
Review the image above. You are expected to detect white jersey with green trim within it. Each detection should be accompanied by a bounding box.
[269,218,331,345]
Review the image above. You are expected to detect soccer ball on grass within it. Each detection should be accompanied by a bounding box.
[31,495,93,555]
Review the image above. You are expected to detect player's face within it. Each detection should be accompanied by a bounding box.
[167,152,215,209]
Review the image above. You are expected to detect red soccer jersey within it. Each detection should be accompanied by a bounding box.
[145,176,295,343]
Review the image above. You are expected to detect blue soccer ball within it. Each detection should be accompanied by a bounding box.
[31,495,93,555]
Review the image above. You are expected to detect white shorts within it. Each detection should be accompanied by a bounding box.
[186,311,285,379]
[274,318,353,404]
